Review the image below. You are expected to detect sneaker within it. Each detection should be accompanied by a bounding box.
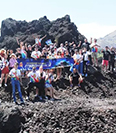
[50,98,55,101]
[81,74,84,76]
[26,96,29,101]
[85,74,88,77]
[78,84,81,88]
[39,96,42,100]
[20,102,25,105]
[14,101,18,105]
[45,96,48,100]
[5,84,7,87]
[70,84,73,88]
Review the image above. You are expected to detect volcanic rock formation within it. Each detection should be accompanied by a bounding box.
[0,15,85,51]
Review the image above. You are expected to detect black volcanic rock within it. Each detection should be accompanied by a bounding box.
[0,15,85,51]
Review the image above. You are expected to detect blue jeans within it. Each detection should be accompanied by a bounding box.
[11,78,24,103]
[78,62,84,75]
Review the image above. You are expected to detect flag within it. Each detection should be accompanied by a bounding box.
[45,39,53,45]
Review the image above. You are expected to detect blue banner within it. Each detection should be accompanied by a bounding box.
[17,58,74,70]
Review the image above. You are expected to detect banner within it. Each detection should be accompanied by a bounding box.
[17,58,74,70]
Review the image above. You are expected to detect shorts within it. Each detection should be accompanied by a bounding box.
[45,83,52,88]
[102,60,108,66]
[2,67,9,74]
[92,52,97,59]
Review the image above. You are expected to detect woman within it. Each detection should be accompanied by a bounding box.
[9,53,17,70]
[9,62,24,104]
[56,51,62,79]
[0,54,9,87]
[45,69,57,101]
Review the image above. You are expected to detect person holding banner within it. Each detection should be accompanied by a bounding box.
[56,51,62,79]
[9,63,24,105]
[26,66,40,101]
[36,65,46,101]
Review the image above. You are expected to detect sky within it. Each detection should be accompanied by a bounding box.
[0,0,116,39]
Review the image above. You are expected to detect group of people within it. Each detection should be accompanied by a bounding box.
[0,35,115,104]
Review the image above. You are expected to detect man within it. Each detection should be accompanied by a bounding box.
[108,47,116,73]
[36,65,46,100]
[81,39,91,51]
[82,47,89,77]
[9,63,24,105]
[31,46,41,60]
[25,44,32,58]
[90,38,100,66]
[26,67,40,100]
[101,46,110,72]
[57,43,66,58]
[69,68,83,88]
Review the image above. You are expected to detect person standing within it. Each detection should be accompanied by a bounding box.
[90,38,100,66]
[9,63,24,104]
[108,47,116,73]
[101,46,110,72]
[0,54,9,87]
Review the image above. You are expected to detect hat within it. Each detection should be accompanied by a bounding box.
[0,48,6,53]
[65,41,68,44]
[28,45,31,48]
[10,53,16,57]
[35,45,38,48]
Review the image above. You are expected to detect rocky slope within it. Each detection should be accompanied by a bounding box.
[98,30,116,48]
[0,15,85,51]
[0,68,116,133]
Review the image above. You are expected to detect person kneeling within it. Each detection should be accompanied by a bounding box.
[69,68,83,88]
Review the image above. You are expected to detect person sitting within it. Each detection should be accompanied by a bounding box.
[45,69,57,101]
[26,67,40,100]
[69,68,83,88]
[9,63,24,105]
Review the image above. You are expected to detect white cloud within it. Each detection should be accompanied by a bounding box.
[78,23,116,40]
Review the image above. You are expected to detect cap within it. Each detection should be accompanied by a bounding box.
[10,53,16,57]
[28,45,31,48]
[65,41,68,44]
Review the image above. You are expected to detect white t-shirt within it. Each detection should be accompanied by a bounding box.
[57,47,66,53]
[27,71,39,82]
[90,43,99,53]
[73,54,80,60]
[83,52,89,61]
[31,51,41,59]
[35,38,42,45]
[9,68,21,80]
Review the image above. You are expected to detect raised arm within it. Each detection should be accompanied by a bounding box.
[16,37,20,45]
[41,35,47,40]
